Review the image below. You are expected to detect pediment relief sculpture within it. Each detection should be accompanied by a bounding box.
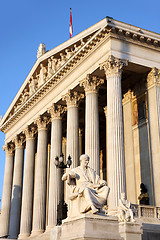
[29,76,38,95]
[62,154,110,218]
[3,32,106,127]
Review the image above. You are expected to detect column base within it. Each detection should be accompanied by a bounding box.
[119,222,142,240]
[45,225,56,232]
[31,229,44,237]
[18,233,30,239]
[8,236,18,239]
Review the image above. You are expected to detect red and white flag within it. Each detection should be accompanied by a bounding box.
[69,8,73,38]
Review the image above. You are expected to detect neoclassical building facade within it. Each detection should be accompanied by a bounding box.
[0,17,160,239]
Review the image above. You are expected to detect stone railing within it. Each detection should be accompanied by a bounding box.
[133,204,160,219]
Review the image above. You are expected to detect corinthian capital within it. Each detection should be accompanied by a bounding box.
[13,135,25,148]
[147,67,160,88]
[34,115,50,130]
[79,74,104,93]
[100,55,128,77]
[23,126,37,139]
[3,142,15,155]
[48,103,67,120]
[62,90,84,107]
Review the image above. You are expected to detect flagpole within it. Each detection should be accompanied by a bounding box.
[69,8,73,38]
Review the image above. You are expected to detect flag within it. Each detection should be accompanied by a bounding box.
[70,8,73,38]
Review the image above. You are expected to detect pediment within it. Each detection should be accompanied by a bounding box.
[1,17,160,133]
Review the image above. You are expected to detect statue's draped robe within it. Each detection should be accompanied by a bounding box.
[65,166,110,215]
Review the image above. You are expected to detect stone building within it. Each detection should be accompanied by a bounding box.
[0,17,160,239]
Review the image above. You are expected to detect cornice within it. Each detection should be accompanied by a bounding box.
[106,18,160,46]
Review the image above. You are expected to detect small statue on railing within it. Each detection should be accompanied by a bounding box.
[138,183,149,205]
[118,192,135,222]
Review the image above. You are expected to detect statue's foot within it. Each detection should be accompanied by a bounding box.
[91,205,99,214]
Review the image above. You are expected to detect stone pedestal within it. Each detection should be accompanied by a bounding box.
[51,214,123,240]
[119,222,142,240]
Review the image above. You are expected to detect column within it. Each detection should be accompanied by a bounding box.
[79,128,83,157]
[80,75,104,174]
[19,127,36,238]
[104,106,108,181]
[31,116,49,236]
[0,143,14,237]
[47,104,66,229]
[100,55,127,213]
[9,135,25,239]
[147,68,160,206]
[122,91,137,204]
[63,90,84,168]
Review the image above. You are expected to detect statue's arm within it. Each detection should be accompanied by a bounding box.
[62,171,76,185]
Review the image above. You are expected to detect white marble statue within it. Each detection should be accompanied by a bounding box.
[65,48,74,59]
[51,56,57,73]
[29,76,37,95]
[62,154,110,217]
[118,192,135,222]
[38,63,47,88]
[47,58,53,79]
[37,43,46,58]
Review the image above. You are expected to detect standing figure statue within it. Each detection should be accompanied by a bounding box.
[38,63,47,88]
[37,43,46,58]
[62,154,110,217]
[29,76,37,95]
[51,56,57,73]
[118,193,135,222]
[47,58,53,79]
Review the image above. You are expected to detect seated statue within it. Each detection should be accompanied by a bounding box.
[118,193,135,222]
[62,154,110,217]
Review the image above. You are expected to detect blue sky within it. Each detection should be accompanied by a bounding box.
[0,0,160,207]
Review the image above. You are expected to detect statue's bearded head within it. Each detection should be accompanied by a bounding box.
[80,154,89,168]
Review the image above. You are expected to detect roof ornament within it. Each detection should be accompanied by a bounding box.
[37,43,46,59]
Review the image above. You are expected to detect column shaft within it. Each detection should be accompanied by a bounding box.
[47,118,62,228]
[0,145,14,237]
[80,75,103,175]
[147,68,160,206]
[32,119,48,235]
[9,142,24,238]
[19,132,35,238]
[107,73,126,211]
[85,92,99,173]
[67,106,79,168]
[100,55,128,213]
